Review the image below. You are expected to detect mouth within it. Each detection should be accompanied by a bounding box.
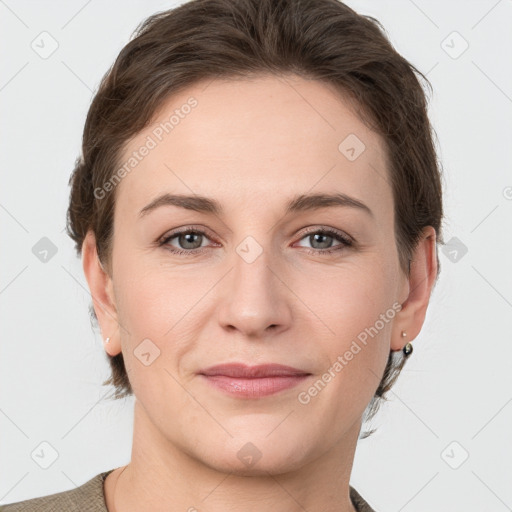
[198,363,312,399]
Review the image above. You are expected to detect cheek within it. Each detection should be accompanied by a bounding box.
[298,259,395,337]
[309,263,395,382]
[295,271,395,429]
[113,265,197,407]
[113,248,198,334]
[112,257,210,387]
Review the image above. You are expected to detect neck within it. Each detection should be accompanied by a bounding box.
[109,399,360,512]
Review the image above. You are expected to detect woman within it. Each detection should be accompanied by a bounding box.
[3,0,442,510]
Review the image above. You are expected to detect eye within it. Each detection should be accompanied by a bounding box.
[158,227,214,256]
[294,227,353,255]
[158,226,354,257]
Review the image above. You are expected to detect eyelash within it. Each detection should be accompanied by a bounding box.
[158,225,354,257]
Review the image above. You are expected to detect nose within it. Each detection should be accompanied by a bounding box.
[216,244,292,338]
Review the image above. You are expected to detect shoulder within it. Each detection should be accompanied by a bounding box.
[350,485,377,512]
[1,470,115,512]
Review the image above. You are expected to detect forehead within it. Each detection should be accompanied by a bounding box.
[114,74,391,218]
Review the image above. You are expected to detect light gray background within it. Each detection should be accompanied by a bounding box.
[1,1,511,510]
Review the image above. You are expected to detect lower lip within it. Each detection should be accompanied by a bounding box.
[199,374,310,398]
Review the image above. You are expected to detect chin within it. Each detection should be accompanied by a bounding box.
[189,425,315,476]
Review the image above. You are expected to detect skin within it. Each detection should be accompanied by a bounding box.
[82,73,438,512]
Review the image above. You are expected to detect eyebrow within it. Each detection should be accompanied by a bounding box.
[138,192,374,218]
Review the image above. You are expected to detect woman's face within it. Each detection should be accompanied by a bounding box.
[97,74,411,473]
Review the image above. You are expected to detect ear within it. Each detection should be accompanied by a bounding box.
[82,230,122,356]
[391,226,438,351]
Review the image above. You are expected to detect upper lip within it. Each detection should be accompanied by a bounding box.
[199,363,311,378]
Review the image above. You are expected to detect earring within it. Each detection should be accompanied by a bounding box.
[401,331,413,356]
[105,337,111,344]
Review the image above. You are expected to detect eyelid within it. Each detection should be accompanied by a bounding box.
[296,225,354,244]
[159,224,352,241]
[158,224,218,244]
[158,224,354,255]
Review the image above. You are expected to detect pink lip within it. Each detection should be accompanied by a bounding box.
[198,363,311,399]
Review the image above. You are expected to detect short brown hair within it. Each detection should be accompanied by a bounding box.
[66,0,444,437]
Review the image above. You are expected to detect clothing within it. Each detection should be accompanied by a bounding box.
[1,469,376,511]
[0,470,114,512]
